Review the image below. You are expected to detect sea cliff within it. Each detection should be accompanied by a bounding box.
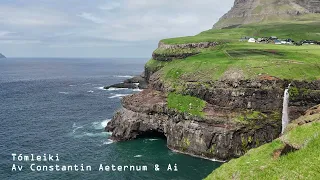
[105,0,320,161]
[106,39,320,161]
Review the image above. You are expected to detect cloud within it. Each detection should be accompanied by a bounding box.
[0,40,42,44]
[78,12,105,24]
[0,31,16,38]
[0,6,72,27]
[99,2,121,10]
[0,0,235,57]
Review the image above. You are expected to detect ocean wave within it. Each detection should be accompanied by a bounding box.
[92,119,111,130]
[87,90,94,93]
[103,139,114,145]
[59,92,69,95]
[74,132,110,138]
[114,75,134,78]
[134,155,142,158]
[132,89,143,92]
[108,94,130,99]
[72,123,84,133]
[107,87,129,91]
[147,139,160,141]
[69,85,76,87]
[96,87,107,91]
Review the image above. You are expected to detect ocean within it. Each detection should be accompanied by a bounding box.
[0,58,221,180]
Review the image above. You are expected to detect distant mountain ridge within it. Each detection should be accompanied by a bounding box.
[213,0,320,29]
[0,53,6,58]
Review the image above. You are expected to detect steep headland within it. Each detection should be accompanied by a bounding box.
[106,1,320,162]
[213,0,320,29]
[0,53,6,58]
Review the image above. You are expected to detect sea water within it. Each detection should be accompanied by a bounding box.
[0,58,221,180]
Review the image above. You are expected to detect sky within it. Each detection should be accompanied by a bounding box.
[0,0,234,58]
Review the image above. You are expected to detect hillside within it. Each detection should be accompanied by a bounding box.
[147,18,320,87]
[0,53,5,58]
[213,0,320,29]
[106,0,320,168]
[206,105,320,179]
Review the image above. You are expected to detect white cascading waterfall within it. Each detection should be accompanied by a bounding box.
[281,84,291,134]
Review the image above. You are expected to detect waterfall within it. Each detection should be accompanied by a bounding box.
[281,84,291,134]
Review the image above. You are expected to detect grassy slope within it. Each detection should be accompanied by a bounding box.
[146,17,320,86]
[167,93,206,117]
[162,15,320,44]
[205,118,320,180]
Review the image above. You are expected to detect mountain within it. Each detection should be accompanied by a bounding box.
[0,53,6,58]
[105,0,320,165]
[213,0,320,29]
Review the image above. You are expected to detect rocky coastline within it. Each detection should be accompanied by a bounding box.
[105,60,320,161]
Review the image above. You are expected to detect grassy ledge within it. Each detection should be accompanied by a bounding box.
[205,120,320,180]
[167,93,206,117]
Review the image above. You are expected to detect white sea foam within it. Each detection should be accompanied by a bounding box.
[132,89,143,92]
[69,85,76,87]
[92,119,111,130]
[74,132,109,138]
[87,90,94,93]
[108,94,130,99]
[72,123,84,133]
[59,92,69,95]
[96,87,107,91]
[134,155,142,158]
[114,75,134,78]
[147,139,160,141]
[103,139,114,145]
[83,83,91,85]
[107,87,129,91]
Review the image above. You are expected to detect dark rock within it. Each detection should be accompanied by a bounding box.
[106,77,320,161]
[104,74,148,90]
[106,89,281,161]
[213,0,320,29]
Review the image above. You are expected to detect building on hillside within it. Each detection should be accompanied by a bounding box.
[240,36,250,42]
[274,40,282,45]
[248,38,256,43]
[269,36,278,40]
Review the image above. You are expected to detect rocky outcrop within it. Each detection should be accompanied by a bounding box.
[106,89,281,161]
[104,73,148,90]
[213,0,320,29]
[158,42,219,49]
[106,74,320,161]
[152,42,219,61]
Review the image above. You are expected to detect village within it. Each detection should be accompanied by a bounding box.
[240,36,320,46]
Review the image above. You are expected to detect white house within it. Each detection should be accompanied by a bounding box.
[248,38,256,43]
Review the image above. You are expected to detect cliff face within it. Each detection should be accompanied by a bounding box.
[106,64,320,160]
[213,0,320,29]
[105,0,320,161]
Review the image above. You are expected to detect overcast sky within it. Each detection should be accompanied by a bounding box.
[0,0,234,58]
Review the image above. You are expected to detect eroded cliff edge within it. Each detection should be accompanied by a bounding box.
[105,41,320,161]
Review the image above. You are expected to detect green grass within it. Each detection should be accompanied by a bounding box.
[147,19,320,85]
[283,122,320,148]
[153,47,200,55]
[205,121,320,180]
[161,18,320,44]
[147,43,320,86]
[167,92,206,117]
[235,110,268,125]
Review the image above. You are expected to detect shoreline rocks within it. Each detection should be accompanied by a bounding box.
[104,73,148,90]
